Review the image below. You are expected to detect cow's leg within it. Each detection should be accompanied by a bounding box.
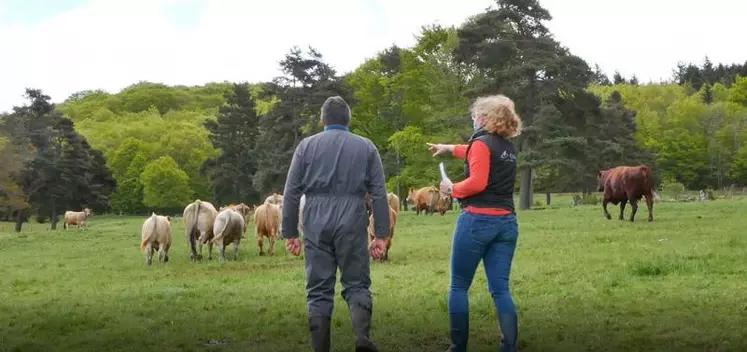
[629,199,639,222]
[207,242,214,260]
[144,243,153,265]
[618,200,627,220]
[156,243,163,262]
[233,239,240,260]
[644,192,654,222]
[256,227,264,256]
[217,241,226,262]
[196,231,205,260]
[602,200,612,220]
[268,231,276,256]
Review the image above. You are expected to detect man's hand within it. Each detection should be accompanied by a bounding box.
[426,143,453,157]
[285,237,302,256]
[369,237,389,259]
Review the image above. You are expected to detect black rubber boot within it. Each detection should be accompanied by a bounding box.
[350,305,379,352]
[498,312,518,352]
[447,313,469,352]
[308,315,331,352]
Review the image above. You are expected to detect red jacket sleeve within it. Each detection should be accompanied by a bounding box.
[451,140,490,199]
[452,144,469,159]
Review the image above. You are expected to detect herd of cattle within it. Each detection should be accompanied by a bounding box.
[58,164,657,265]
[135,191,408,265]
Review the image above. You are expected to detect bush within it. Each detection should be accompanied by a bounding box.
[582,193,599,205]
[660,177,686,199]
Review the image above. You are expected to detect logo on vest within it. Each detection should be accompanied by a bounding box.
[500,150,516,162]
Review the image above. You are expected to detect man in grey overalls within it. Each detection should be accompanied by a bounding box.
[281,96,391,352]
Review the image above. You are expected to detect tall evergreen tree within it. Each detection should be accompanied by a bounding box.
[453,0,594,209]
[201,83,260,205]
[1,89,115,230]
[252,46,350,196]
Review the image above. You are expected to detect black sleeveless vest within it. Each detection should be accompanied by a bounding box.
[457,129,517,213]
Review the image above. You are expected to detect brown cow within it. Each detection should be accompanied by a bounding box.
[254,203,280,256]
[211,208,246,261]
[435,192,452,215]
[597,164,655,222]
[387,192,400,212]
[365,192,400,216]
[367,205,397,261]
[183,199,218,261]
[406,186,438,215]
[140,212,172,265]
[264,193,283,238]
[63,208,92,230]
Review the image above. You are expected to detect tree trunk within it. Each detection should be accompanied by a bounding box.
[519,167,532,210]
[14,210,24,232]
[546,192,551,206]
[50,202,58,230]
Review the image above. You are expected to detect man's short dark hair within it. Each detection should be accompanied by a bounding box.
[321,96,351,126]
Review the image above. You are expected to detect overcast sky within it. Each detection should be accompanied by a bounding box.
[0,0,743,113]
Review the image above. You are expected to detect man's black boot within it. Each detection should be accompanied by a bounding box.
[308,315,331,352]
[350,305,379,352]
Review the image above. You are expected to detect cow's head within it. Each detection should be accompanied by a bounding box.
[406,187,416,203]
[234,203,252,219]
[83,208,92,217]
[596,170,608,191]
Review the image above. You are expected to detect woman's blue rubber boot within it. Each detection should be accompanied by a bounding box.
[498,313,518,352]
[447,313,469,352]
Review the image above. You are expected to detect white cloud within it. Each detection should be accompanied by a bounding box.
[0,0,744,113]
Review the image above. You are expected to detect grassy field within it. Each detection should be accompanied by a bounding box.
[1,195,746,352]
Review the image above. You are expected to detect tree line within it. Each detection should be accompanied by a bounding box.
[2,0,746,231]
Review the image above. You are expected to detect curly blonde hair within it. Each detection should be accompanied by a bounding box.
[470,94,522,138]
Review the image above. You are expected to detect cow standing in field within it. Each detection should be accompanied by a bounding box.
[597,164,655,222]
[367,205,398,261]
[254,203,280,256]
[265,193,283,239]
[63,208,92,230]
[140,212,172,265]
[366,192,400,215]
[435,192,452,215]
[211,208,246,261]
[406,186,438,215]
[183,199,218,261]
[220,203,252,234]
[387,192,400,212]
[426,188,441,214]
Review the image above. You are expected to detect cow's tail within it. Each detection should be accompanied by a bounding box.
[211,214,229,244]
[265,205,277,236]
[187,200,201,256]
[140,213,158,251]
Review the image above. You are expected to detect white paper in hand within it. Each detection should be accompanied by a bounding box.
[439,162,451,183]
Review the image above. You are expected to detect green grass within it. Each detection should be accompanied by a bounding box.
[1,196,746,351]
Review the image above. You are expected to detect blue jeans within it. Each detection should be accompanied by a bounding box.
[447,210,519,352]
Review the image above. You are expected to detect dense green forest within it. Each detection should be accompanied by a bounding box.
[2,0,747,231]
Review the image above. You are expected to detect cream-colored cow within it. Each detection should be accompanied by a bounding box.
[211,208,246,261]
[183,199,218,261]
[140,212,172,265]
[63,208,92,230]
